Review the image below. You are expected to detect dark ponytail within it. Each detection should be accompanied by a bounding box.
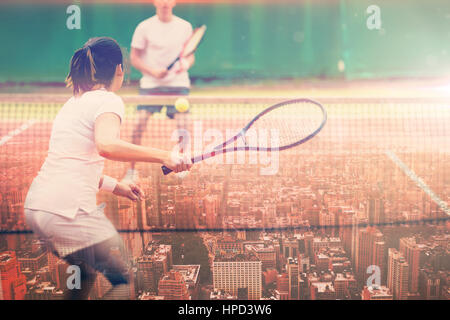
[66,37,123,95]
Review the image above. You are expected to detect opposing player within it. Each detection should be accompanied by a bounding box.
[24,37,191,300]
[127,0,195,181]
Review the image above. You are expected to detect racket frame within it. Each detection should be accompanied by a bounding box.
[162,98,327,175]
[167,25,207,70]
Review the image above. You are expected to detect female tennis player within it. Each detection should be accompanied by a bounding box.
[24,37,191,300]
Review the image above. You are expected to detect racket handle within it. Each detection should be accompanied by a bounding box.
[167,57,180,71]
[161,155,197,175]
[161,165,173,175]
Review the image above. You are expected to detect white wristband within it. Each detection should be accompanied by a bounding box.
[100,176,118,193]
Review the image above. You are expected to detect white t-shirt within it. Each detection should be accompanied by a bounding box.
[131,15,193,89]
[24,89,125,219]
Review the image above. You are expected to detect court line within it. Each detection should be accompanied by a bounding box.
[385,150,450,216]
[0,120,36,146]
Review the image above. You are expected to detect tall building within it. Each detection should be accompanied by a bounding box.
[213,252,262,300]
[314,253,331,272]
[334,273,357,299]
[399,237,422,293]
[387,248,409,300]
[118,202,134,230]
[338,209,356,256]
[158,270,190,300]
[368,197,384,225]
[204,195,219,229]
[282,237,300,259]
[286,257,299,300]
[275,273,289,300]
[17,246,47,274]
[319,211,335,236]
[355,227,385,284]
[136,243,172,294]
[0,251,26,300]
[304,232,314,258]
[298,254,310,273]
[171,265,201,300]
[217,237,243,254]
[350,215,360,265]
[175,196,196,229]
[298,273,309,300]
[419,269,441,300]
[244,244,276,270]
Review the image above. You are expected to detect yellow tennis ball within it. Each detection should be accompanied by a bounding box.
[175,98,190,113]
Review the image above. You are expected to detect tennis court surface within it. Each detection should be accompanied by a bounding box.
[0,83,449,300]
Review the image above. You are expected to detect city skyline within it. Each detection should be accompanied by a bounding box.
[1,100,449,300]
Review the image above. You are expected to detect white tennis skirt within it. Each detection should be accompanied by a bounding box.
[25,203,118,258]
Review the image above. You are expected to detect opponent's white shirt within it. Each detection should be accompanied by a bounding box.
[24,89,125,219]
[131,15,193,89]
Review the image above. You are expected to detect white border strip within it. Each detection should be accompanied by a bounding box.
[385,150,450,216]
[0,120,36,146]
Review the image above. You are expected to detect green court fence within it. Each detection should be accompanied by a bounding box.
[1,0,450,84]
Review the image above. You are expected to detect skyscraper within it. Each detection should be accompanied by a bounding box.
[175,196,196,230]
[387,248,409,300]
[275,273,289,300]
[204,195,219,229]
[338,209,356,256]
[399,237,422,293]
[368,197,384,225]
[286,257,299,300]
[158,270,190,300]
[213,252,262,300]
[355,227,385,284]
[0,251,26,300]
[419,268,441,300]
[136,244,172,294]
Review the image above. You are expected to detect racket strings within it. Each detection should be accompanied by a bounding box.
[248,101,325,149]
[183,26,206,55]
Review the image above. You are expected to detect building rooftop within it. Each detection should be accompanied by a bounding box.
[171,265,200,286]
[139,293,165,300]
[138,243,171,263]
[210,290,237,300]
[313,237,341,243]
[214,252,260,262]
[312,282,335,293]
[364,286,392,297]
[0,252,13,264]
[244,244,275,253]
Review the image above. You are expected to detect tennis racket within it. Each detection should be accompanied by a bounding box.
[167,25,207,70]
[161,98,327,175]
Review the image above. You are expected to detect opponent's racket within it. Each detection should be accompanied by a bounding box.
[167,25,207,70]
[162,98,327,175]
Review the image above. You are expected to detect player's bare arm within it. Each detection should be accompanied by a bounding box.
[130,47,168,79]
[95,112,191,173]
